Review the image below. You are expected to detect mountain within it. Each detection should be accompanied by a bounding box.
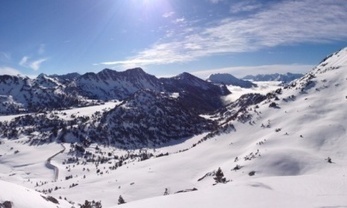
[0,74,83,114]
[49,72,81,84]
[161,72,229,113]
[207,73,257,88]
[68,68,164,100]
[0,69,229,148]
[0,68,229,115]
[242,72,303,83]
[93,89,217,148]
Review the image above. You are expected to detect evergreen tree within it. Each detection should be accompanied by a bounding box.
[214,167,226,183]
[118,195,126,205]
[80,200,91,208]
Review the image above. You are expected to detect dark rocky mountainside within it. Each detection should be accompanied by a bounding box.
[94,89,217,147]
[161,72,230,113]
[0,68,232,148]
[207,73,257,88]
[0,68,228,115]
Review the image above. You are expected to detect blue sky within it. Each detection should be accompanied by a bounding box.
[0,0,346,78]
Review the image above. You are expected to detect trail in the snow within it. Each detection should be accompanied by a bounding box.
[45,144,65,181]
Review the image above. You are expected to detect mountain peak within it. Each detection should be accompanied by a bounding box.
[126,67,145,73]
[176,72,193,77]
[99,68,117,73]
[36,73,48,78]
[207,73,257,88]
[123,67,147,76]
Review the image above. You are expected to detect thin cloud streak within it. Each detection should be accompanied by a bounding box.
[162,11,175,18]
[230,1,262,14]
[30,58,47,71]
[19,56,29,66]
[19,56,48,71]
[99,0,347,68]
[209,0,224,4]
[0,52,11,62]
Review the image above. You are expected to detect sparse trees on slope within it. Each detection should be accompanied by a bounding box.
[80,200,102,208]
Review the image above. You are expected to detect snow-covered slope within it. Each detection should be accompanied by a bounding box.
[110,47,347,207]
[0,180,71,208]
[1,47,347,207]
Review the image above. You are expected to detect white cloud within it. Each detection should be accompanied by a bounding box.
[230,1,262,14]
[99,0,347,68]
[162,11,175,18]
[30,58,47,71]
[19,56,29,66]
[0,66,21,76]
[19,56,48,71]
[209,0,224,4]
[173,17,185,24]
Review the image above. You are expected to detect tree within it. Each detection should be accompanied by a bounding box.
[214,167,226,183]
[80,200,91,208]
[80,200,102,208]
[118,195,126,205]
[164,188,169,195]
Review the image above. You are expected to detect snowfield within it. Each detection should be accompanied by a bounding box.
[1,48,347,207]
[223,81,282,103]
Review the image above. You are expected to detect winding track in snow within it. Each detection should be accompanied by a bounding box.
[45,144,66,181]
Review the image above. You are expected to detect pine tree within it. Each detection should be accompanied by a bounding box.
[118,195,126,205]
[214,167,226,183]
[80,200,91,208]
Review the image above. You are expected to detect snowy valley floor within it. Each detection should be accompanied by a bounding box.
[1,76,347,207]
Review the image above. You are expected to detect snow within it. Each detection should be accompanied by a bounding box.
[54,101,120,120]
[116,173,347,208]
[0,179,71,208]
[1,48,347,207]
[0,101,120,122]
[223,81,282,102]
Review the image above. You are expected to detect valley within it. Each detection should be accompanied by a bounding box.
[1,48,347,207]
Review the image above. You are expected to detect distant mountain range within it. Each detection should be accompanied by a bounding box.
[242,72,303,83]
[206,73,257,88]
[0,68,229,115]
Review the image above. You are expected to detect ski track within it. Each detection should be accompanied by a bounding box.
[45,144,66,182]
